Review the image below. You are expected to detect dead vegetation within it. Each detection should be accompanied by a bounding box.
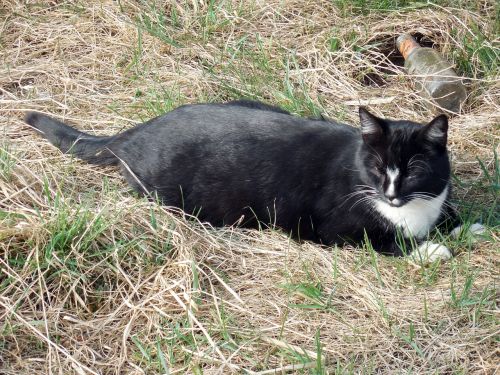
[0,0,498,374]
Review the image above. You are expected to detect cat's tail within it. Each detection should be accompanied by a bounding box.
[24,112,118,166]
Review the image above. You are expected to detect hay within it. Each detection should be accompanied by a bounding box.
[0,1,498,374]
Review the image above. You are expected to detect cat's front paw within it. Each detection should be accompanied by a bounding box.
[450,223,486,242]
[411,241,452,263]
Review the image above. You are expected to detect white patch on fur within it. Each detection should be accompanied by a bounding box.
[385,168,399,197]
[361,123,378,135]
[374,185,449,239]
[359,111,380,135]
[428,125,445,140]
[450,223,486,240]
[411,241,452,262]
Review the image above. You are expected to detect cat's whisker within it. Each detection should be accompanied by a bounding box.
[411,191,439,199]
[408,194,454,219]
[411,192,455,211]
[409,197,438,209]
[368,151,384,166]
[339,190,376,207]
[409,165,428,173]
[408,155,432,174]
[407,154,420,166]
[354,185,378,195]
[355,184,377,189]
[342,189,374,198]
[410,194,432,200]
[437,200,456,211]
[340,190,373,201]
[340,185,378,199]
[349,195,375,211]
[342,166,361,172]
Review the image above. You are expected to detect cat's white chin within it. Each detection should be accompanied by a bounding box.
[374,185,449,239]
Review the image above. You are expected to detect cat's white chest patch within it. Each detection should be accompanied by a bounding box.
[374,186,448,239]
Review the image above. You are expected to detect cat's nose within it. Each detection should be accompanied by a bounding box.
[385,191,397,200]
[387,197,403,207]
[384,191,402,206]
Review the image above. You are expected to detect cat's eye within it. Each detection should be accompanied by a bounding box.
[406,167,427,178]
[405,171,422,181]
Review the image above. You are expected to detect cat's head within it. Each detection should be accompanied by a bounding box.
[357,107,450,207]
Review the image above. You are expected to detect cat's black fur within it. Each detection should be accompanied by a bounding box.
[25,100,457,256]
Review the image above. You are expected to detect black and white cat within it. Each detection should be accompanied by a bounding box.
[25,100,479,261]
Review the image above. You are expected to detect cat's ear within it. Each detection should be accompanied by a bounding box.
[421,114,448,148]
[359,107,385,144]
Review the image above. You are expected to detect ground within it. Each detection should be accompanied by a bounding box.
[0,1,498,374]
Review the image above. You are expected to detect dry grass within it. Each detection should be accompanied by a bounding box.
[0,0,499,374]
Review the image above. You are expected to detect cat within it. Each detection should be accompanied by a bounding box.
[24,100,474,261]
